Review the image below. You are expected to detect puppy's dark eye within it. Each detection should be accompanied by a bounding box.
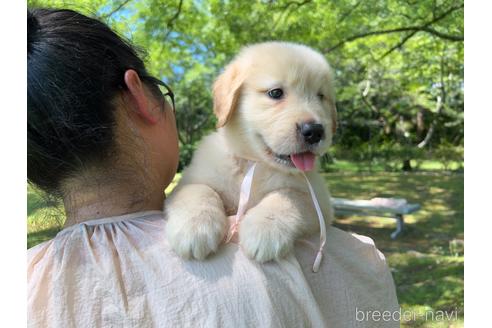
[318,93,325,100]
[267,88,284,99]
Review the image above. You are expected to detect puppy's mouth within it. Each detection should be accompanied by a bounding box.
[269,150,317,171]
[259,135,317,171]
[268,151,296,168]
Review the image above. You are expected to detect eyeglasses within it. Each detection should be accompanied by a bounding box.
[155,79,175,114]
[141,76,175,114]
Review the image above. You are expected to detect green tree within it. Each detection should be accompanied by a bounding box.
[28,0,464,170]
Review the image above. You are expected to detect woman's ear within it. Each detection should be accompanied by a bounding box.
[212,62,244,128]
[124,69,158,124]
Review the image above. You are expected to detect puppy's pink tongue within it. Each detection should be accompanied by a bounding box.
[290,152,316,171]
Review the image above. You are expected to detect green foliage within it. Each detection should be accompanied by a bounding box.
[177,142,197,171]
[28,0,464,169]
[322,142,463,173]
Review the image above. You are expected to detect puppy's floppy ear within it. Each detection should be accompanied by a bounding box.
[213,62,244,128]
[326,71,337,135]
[330,105,337,135]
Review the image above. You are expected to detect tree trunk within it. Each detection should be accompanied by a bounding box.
[417,46,447,149]
[402,159,412,171]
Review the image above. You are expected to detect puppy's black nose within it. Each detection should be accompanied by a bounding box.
[300,123,325,144]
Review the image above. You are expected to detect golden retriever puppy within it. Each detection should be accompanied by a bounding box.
[165,42,337,262]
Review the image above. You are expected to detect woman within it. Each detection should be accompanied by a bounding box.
[27,8,399,327]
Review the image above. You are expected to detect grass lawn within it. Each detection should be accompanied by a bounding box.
[327,172,464,327]
[27,170,464,327]
[324,158,464,173]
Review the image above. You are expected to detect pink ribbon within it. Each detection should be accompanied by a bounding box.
[225,161,326,273]
[225,162,257,243]
[300,171,326,273]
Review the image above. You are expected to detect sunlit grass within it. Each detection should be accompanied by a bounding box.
[165,172,181,195]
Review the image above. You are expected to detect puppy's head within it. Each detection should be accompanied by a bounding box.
[213,42,337,172]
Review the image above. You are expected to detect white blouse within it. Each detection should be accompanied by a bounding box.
[28,211,399,327]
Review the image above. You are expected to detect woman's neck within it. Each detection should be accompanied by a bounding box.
[62,181,165,228]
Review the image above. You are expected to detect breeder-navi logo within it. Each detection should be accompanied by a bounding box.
[355,307,460,322]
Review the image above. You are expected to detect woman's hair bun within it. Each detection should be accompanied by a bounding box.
[27,10,39,53]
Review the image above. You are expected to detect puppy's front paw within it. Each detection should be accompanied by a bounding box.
[166,212,227,260]
[239,214,295,263]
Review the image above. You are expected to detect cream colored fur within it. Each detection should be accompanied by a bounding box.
[165,42,337,262]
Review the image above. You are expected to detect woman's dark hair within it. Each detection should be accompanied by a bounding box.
[28,8,162,194]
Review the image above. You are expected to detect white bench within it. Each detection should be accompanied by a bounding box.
[331,197,421,239]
